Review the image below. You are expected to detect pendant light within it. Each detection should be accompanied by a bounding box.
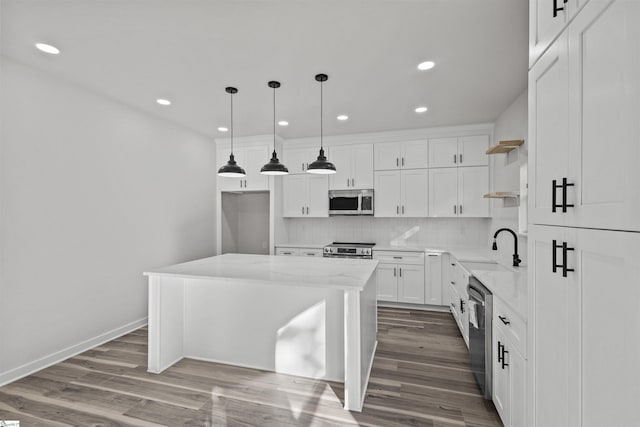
[306,73,336,174]
[217,87,246,177]
[260,81,289,175]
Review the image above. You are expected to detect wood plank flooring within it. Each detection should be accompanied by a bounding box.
[0,308,502,426]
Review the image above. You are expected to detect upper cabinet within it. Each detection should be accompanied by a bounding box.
[328,144,374,190]
[282,174,328,218]
[282,146,318,174]
[374,140,428,171]
[429,167,489,217]
[529,0,640,231]
[217,143,270,191]
[428,135,489,168]
[375,169,428,217]
[529,0,592,67]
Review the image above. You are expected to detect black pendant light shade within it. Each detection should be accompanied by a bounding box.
[261,81,289,175]
[218,87,246,178]
[307,73,336,174]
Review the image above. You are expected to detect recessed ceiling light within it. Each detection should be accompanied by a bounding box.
[417,61,435,71]
[35,43,60,55]
[218,127,228,132]
[337,115,349,121]
[278,121,289,126]
[415,106,428,113]
[156,98,171,106]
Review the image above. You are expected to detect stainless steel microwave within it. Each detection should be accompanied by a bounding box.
[328,189,374,216]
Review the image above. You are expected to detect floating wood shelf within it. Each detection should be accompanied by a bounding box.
[486,139,524,154]
[483,191,520,199]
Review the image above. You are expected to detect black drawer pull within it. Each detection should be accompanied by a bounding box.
[498,315,510,325]
[552,240,575,277]
[553,0,565,17]
[552,178,575,212]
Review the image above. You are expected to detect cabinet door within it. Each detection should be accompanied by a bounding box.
[282,175,307,217]
[401,169,428,217]
[300,248,323,257]
[376,263,398,302]
[397,264,425,304]
[306,175,329,217]
[568,0,640,232]
[575,227,640,427]
[243,145,270,190]
[328,145,352,190]
[510,348,526,427]
[458,166,489,217]
[275,248,299,256]
[493,326,511,424]
[528,33,570,227]
[283,147,313,174]
[424,253,443,305]
[401,140,428,169]
[529,0,568,67]
[428,137,458,168]
[374,142,400,171]
[428,168,458,217]
[528,225,580,427]
[458,135,489,166]
[449,283,460,323]
[351,144,374,189]
[374,170,401,217]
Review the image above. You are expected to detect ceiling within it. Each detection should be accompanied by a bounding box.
[1,0,528,139]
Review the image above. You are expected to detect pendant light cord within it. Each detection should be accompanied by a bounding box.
[320,79,323,149]
[230,92,234,155]
[273,85,276,152]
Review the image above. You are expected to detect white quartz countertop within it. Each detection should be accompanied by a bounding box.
[144,253,378,291]
[460,260,527,320]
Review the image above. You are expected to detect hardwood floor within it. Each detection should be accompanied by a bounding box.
[0,308,502,426]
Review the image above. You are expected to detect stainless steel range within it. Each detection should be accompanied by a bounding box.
[323,242,375,259]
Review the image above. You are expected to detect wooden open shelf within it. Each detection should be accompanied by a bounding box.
[483,191,520,199]
[486,139,524,154]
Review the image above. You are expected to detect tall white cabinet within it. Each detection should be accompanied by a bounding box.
[528,1,640,426]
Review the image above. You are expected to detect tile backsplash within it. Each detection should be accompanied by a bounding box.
[282,217,490,248]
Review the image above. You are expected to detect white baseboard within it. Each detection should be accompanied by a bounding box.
[378,302,451,312]
[0,317,148,387]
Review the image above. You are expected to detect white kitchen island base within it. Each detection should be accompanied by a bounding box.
[144,254,378,412]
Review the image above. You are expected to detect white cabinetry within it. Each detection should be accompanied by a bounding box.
[493,297,526,427]
[428,135,489,168]
[528,224,640,427]
[282,174,328,217]
[329,144,374,190]
[428,167,489,217]
[529,0,640,232]
[374,251,425,304]
[448,258,469,347]
[282,146,318,174]
[374,140,428,170]
[217,144,270,191]
[424,253,443,305]
[275,247,323,257]
[375,169,428,217]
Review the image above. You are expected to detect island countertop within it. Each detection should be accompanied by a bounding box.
[144,253,379,291]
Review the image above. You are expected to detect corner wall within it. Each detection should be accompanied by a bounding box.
[0,59,217,384]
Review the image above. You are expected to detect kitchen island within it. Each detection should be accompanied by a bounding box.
[144,253,378,412]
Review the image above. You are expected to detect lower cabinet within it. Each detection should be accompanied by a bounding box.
[493,297,526,427]
[275,247,323,257]
[424,252,443,305]
[374,251,425,303]
[448,257,470,346]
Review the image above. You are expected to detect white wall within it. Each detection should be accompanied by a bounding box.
[0,59,217,384]
[489,89,528,265]
[221,192,269,254]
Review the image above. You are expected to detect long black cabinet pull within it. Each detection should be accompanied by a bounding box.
[498,341,503,363]
[552,239,575,277]
[460,299,465,314]
[553,0,565,17]
[502,348,509,369]
[552,178,575,212]
[498,315,510,325]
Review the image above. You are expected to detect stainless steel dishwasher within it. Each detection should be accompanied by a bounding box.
[468,277,493,399]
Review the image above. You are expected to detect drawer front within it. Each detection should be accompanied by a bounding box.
[373,250,425,265]
[494,297,526,356]
[300,249,323,257]
[275,248,299,256]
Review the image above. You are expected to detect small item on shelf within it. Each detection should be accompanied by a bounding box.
[486,139,524,155]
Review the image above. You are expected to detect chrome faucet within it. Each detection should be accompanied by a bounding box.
[492,228,521,267]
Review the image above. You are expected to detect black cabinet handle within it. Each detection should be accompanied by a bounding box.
[498,341,503,363]
[552,178,575,212]
[498,315,510,325]
[502,348,509,369]
[553,0,565,17]
[460,299,465,313]
[552,240,575,277]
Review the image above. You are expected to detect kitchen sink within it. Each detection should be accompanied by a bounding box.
[462,261,515,273]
